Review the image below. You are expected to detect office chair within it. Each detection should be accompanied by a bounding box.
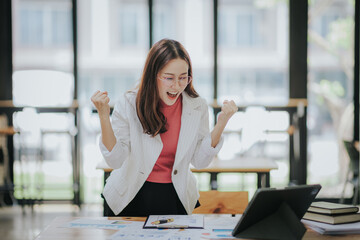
[341,140,359,205]
[0,114,16,207]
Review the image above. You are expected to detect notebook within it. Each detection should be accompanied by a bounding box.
[307,201,359,215]
[303,212,360,224]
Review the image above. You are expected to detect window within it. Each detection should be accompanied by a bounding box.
[108,0,149,50]
[307,0,354,198]
[153,0,176,41]
[12,0,75,202]
[217,0,289,194]
[77,0,149,203]
[153,0,214,102]
[116,2,148,47]
[218,0,288,105]
[219,0,276,49]
[17,1,72,47]
[13,0,74,72]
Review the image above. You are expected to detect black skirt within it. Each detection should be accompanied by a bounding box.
[102,181,200,217]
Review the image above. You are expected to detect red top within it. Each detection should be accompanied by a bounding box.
[146,96,182,183]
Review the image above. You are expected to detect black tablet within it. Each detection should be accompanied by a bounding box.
[232,184,321,239]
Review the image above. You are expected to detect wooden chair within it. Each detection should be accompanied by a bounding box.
[192,190,248,215]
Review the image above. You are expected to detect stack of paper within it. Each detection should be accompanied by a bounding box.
[302,219,360,235]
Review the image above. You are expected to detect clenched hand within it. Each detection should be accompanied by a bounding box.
[91,90,110,116]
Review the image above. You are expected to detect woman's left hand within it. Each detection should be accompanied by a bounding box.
[217,100,238,124]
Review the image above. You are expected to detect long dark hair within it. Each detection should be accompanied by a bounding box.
[136,39,199,137]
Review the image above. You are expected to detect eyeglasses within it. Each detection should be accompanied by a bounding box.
[158,76,192,87]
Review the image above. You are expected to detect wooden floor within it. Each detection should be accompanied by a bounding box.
[0,203,103,240]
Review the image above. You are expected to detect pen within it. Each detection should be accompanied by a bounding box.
[151,218,174,225]
[157,225,189,229]
[213,229,233,232]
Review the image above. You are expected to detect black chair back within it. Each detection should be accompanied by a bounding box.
[343,141,359,177]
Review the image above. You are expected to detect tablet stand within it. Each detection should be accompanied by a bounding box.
[234,202,306,240]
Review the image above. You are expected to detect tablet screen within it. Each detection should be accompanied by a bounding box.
[232,184,321,237]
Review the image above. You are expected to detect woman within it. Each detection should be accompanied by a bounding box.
[91,39,237,216]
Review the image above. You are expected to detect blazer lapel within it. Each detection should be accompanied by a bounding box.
[174,93,202,165]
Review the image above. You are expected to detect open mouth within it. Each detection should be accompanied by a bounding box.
[167,92,178,99]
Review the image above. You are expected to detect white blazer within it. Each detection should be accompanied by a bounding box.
[100,90,223,215]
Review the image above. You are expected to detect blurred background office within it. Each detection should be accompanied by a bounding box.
[0,0,359,239]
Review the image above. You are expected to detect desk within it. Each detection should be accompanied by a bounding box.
[191,157,278,189]
[96,157,277,216]
[96,157,278,190]
[34,216,359,240]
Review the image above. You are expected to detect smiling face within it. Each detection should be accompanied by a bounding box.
[157,58,189,106]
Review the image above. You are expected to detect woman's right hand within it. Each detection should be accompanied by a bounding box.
[91,90,110,116]
[91,90,116,151]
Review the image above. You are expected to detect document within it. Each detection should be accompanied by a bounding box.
[61,219,144,230]
[109,216,240,240]
[143,215,204,229]
[204,215,241,230]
